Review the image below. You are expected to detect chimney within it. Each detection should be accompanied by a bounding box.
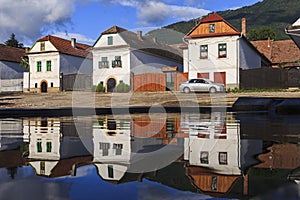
[137,31,143,40]
[153,37,157,43]
[242,18,246,37]
[71,38,76,48]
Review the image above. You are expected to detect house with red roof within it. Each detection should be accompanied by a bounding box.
[25,35,92,93]
[182,13,270,89]
[0,44,26,92]
[92,26,183,92]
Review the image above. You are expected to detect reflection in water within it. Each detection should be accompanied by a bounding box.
[0,112,300,199]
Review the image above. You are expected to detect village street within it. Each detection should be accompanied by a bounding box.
[1,91,300,108]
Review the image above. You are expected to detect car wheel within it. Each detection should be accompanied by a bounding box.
[209,87,217,93]
[183,87,190,93]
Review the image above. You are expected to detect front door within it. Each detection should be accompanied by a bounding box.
[107,78,116,92]
[41,81,47,93]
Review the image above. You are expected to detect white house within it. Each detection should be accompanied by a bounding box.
[25,35,92,93]
[182,13,270,89]
[0,44,25,92]
[92,26,183,92]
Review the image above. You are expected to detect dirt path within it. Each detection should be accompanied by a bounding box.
[1,91,300,109]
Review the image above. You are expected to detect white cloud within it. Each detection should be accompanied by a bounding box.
[0,0,75,44]
[53,32,95,45]
[114,0,210,26]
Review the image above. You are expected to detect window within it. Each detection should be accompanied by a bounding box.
[46,61,51,71]
[40,161,45,175]
[108,36,113,45]
[200,45,208,59]
[200,151,209,164]
[113,143,123,155]
[209,24,215,33]
[211,176,217,191]
[40,42,45,51]
[46,142,52,152]
[218,43,227,58]
[99,142,110,156]
[35,83,38,88]
[112,56,122,68]
[108,165,114,178]
[99,57,109,68]
[219,152,228,165]
[37,142,42,152]
[37,61,42,72]
[51,82,53,87]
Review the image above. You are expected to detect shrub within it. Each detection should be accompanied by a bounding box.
[95,83,105,92]
[116,82,130,93]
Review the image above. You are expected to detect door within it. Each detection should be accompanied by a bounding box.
[107,78,116,92]
[214,72,226,85]
[41,81,47,93]
[197,73,209,79]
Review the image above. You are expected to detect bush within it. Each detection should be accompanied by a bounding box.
[95,83,105,92]
[116,82,130,93]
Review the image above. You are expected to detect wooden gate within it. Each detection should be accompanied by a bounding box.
[132,73,166,91]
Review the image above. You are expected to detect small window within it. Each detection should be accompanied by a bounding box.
[46,142,52,152]
[35,83,38,88]
[200,151,209,164]
[99,57,109,68]
[40,42,45,51]
[112,56,122,68]
[200,45,208,59]
[46,60,51,71]
[108,36,113,45]
[113,143,123,155]
[108,165,114,178]
[51,82,54,87]
[211,176,217,191]
[219,152,228,165]
[37,61,42,72]
[209,24,215,33]
[37,142,42,152]
[218,43,227,58]
[40,161,45,175]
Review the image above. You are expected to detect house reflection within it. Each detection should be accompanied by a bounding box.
[182,112,262,196]
[25,117,92,177]
[92,114,185,182]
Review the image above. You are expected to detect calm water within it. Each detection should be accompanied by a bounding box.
[1,112,300,200]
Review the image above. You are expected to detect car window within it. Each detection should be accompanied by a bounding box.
[189,79,196,83]
[197,79,206,83]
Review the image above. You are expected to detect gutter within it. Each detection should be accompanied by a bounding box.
[236,33,243,89]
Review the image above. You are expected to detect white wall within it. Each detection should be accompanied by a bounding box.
[30,41,57,52]
[93,34,127,48]
[92,47,131,86]
[28,52,60,90]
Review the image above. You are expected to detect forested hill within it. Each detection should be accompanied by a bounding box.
[146,0,300,44]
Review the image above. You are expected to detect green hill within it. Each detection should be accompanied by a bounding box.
[146,0,300,44]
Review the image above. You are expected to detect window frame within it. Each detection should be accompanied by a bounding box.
[40,42,45,51]
[99,57,109,69]
[107,36,113,45]
[200,45,208,59]
[219,152,228,165]
[218,43,227,58]
[112,56,122,68]
[37,61,42,72]
[46,60,51,71]
[200,151,209,164]
[209,24,215,33]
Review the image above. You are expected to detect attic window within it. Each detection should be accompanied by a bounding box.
[107,36,113,45]
[209,24,215,33]
[40,42,45,51]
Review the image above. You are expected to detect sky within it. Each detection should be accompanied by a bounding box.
[0,0,262,46]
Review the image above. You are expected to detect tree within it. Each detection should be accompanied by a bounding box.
[4,33,24,48]
[248,27,277,41]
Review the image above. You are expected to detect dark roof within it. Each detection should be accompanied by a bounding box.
[94,26,183,63]
[185,13,240,39]
[30,35,91,58]
[251,39,300,65]
[0,44,25,63]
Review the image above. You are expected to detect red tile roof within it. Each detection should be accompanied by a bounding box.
[33,35,91,58]
[251,39,300,65]
[0,44,25,63]
[101,26,127,35]
[200,13,224,23]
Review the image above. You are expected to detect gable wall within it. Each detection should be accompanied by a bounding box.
[190,21,237,37]
[93,33,127,48]
[30,41,57,53]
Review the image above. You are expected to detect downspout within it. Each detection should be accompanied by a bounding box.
[183,37,189,79]
[236,33,243,89]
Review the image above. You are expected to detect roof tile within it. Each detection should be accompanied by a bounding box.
[0,44,25,63]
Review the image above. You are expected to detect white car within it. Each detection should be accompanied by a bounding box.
[179,78,225,93]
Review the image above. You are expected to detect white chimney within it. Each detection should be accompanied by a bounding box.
[71,38,76,48]
[137,31,143,40]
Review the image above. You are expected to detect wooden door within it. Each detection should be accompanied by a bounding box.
[214,72,226,85]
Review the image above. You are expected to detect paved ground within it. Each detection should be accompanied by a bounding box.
[1,91,300,108]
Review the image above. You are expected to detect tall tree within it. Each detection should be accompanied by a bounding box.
[4,33,24,48]
[245,27,276,41]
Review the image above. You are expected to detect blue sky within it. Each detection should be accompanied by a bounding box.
[0,0,261,46]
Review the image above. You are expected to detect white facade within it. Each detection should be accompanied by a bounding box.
[184,36,262,88]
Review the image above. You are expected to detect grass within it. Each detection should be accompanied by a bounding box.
[226,88,298,93]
